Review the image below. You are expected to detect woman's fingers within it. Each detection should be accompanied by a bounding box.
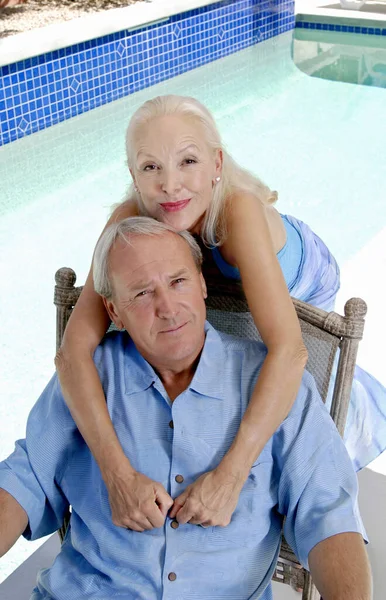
[106,465,173,530]
[171,468,245,527]
[155,485,175,518]
[106,464,245,531]
[168,492,187,520]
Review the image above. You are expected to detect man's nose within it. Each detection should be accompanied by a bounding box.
[155,288,178,319]
[161,168,182,195]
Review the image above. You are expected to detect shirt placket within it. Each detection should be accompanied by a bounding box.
[161,391,189,599]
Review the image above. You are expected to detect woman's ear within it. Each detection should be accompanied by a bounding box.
[214,148,223,178]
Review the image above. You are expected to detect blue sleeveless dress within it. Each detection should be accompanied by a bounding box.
[211,214,386,471]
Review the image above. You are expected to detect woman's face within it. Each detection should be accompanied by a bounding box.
[131,114,222,233]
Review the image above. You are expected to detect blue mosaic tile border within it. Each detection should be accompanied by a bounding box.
[0,0,294,146]
[296,21,386,36]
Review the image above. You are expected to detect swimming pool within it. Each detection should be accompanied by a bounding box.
[1,27,386,581]
[294,27,386,88]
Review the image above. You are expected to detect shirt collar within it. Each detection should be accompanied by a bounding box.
[124,322,227,401]
[188,322,227,400]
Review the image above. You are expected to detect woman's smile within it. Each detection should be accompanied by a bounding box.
[160,199,191,212]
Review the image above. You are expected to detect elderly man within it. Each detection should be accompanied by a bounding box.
[0,218,371,600]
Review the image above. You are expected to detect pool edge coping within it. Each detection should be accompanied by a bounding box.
[296,12,386,27]
[0,0,222,68]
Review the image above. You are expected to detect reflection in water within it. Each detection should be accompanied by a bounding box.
[293,29,386,88]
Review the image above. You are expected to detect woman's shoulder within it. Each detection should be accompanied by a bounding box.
[109,198,139,224]
[223,190,285,254]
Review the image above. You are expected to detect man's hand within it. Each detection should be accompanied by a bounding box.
[103,460,173,532]
[169,467,245,527]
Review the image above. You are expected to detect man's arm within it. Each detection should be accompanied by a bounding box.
[0,376,77,544]
[309,532,372,600]
[0,488,28,557]
[276,372,370,597]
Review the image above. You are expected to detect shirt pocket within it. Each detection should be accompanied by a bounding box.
[207,460,279,549]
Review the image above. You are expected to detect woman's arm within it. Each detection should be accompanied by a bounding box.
[171,194,307,526]
[218,194,307,471]
[56,201,173,531]
[56,200,136,473]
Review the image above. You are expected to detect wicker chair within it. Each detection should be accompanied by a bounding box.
[54,267,367,600]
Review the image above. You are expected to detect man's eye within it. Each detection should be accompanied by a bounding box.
[135,290,149,298]
[172,278,185,285]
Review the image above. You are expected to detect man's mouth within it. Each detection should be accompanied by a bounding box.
[160,199,191,212]
[160,322,187,334]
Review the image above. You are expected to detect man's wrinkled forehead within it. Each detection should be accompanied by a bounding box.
[108,232,196,288]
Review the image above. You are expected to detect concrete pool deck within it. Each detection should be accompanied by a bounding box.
[297,0,386,21]
[295,0,386,477]
[294,1,386,598]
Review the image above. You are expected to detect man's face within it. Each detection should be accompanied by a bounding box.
[104,232,207,371]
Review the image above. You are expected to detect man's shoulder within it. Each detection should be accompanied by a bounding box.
[93,330,135,365]
[209,327,267,377]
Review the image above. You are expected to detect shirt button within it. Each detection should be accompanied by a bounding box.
[175,474,184,483]
[168,572,177,581]
[170,519,179,529]
[169,420,174,429]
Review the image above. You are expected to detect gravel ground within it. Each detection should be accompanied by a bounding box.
[0,0,146,38]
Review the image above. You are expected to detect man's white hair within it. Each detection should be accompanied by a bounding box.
[93,216,203,300]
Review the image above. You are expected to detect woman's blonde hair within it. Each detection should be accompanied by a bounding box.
[125,95,277,246]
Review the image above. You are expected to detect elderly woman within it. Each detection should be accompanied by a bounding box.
[56,95,385,531]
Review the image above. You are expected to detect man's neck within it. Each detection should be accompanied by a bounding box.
[158,368,196,401]
[155,352,202,401]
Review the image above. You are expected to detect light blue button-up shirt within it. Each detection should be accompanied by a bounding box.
[0,324,365,599]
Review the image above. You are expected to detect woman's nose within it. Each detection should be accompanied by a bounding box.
[161,169,182,195]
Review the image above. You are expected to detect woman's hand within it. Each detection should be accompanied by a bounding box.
[103,458,174,532]
[169,467,247,527]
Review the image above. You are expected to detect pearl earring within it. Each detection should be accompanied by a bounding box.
[134,184,139,193]
[215,176,221,183]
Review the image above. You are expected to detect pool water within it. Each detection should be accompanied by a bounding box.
[293,28,386,88]
[1,29,386,582]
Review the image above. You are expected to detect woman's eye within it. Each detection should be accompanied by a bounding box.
[143,164,157,172]
[136,290,149,298]
[184,158,197,165]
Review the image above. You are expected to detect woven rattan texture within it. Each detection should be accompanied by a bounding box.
[206,309,339,403]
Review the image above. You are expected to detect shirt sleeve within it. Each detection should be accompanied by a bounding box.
[0,375,79,540]
[276,371,367,570]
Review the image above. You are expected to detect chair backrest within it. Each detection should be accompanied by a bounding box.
[53,267,367,600]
